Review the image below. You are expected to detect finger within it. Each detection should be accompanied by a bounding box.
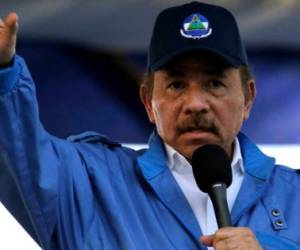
[213,227,260,249]
[0,17,5,29]
[213,240,231,249]
[214,227,243,240]
[200,234,215,246]
[4,12,18,34]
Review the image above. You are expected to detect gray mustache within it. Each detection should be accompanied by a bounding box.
[176,115,219,135]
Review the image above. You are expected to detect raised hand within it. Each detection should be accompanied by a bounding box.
[0,12,18,67]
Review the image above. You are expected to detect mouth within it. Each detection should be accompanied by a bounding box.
[178,126,217,135]
[177,126,219,143]
[181,129,216,137]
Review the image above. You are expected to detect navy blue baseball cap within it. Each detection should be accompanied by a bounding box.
[148,1,248,71]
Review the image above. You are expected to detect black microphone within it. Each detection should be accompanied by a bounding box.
[191,144,233,228]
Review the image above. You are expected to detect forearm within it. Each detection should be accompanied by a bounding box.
[0,54,98,250]
[0,55,59,248]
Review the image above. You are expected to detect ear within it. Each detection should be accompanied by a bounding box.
[243,79,256,121]
[139,84,156,124]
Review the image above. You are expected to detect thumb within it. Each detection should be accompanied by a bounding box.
[4,12,18,35]
[200,234,215,246]
[0,12,18,66]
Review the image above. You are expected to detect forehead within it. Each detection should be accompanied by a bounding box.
[157,51,233,76]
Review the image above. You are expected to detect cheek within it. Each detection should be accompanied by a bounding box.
[151,100,167,130]
[151,99,179,135]
[229,101,247,129]
[154,101,169,119]
[218,99,246,132]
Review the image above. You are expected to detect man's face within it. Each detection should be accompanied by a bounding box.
[141,53,256,159]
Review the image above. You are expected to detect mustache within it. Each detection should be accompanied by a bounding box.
[176,114,219,135]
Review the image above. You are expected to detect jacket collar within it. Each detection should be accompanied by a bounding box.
[238,133,275,180]
[231,133,275,223]
[137,130,202,243]
[137,131,167,180]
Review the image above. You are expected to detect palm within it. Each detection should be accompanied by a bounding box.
[0,13,18,66]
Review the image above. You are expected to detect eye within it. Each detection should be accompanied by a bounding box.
[210,79,225,88]
[168,81,185,90]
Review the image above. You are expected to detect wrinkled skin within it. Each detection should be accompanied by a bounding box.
[201,227,262,250]
[140,53,256,160]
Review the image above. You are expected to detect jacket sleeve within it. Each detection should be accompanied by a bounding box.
[0,55,96,250]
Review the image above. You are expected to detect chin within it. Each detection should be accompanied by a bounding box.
[181,131,219,143]
[179,139,222,160]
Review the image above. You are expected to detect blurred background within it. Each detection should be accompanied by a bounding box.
[0,0,300,249]
[0,0,299,144]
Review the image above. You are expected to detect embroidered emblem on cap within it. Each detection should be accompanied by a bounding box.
[180,13,212,39]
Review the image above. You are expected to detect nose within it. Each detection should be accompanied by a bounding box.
[182,85,210,114]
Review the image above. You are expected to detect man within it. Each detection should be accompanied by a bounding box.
[0,2,299,250]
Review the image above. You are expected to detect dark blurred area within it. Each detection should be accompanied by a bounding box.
[17,40,153,143]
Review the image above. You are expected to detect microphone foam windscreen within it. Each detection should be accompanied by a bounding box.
[191,144,232,193]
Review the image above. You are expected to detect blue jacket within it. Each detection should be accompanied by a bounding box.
[0,56,299,250]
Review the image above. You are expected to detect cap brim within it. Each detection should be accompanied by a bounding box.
[150,46,242,71]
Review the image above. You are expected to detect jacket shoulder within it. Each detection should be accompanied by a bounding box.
[274,165,300,190]
[67,131,121,147]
